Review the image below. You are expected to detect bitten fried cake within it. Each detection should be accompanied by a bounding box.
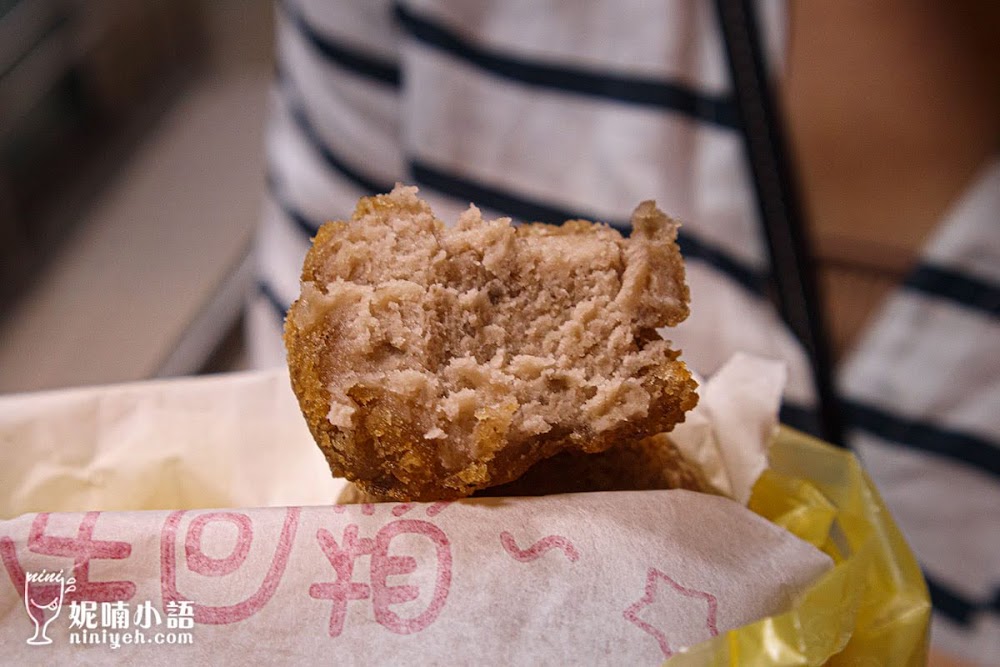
[284,185,698,501]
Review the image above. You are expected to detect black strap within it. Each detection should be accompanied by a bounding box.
[713,0,845,446]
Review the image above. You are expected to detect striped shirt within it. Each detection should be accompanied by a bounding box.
[251,2,998,660]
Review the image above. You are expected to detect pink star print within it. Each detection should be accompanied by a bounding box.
[623,568,719,659]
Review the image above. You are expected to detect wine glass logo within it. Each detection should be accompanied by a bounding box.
[23,570,76,646]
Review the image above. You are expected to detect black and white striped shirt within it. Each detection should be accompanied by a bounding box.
[251,2,998,660]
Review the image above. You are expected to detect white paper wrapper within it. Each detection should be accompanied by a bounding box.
[672,352,787,504]
[0,493,829,665]
[0,371,341,516]
[0,355,829,664]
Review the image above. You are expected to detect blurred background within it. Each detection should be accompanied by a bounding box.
[0,0,272,392]
[2,1,996,395]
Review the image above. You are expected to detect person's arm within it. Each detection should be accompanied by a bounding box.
[784,0,1000,357]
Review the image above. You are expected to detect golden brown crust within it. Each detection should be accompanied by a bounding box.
[480,434,711,497]
[337,433,711,503]
[336,481,382,505]
[285,185,698,501]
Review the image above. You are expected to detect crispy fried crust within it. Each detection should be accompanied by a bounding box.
[479,434,711,496]
[337,434,711,503]
[285,185,698,501]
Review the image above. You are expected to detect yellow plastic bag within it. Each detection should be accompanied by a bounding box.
[667,427,931,666]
